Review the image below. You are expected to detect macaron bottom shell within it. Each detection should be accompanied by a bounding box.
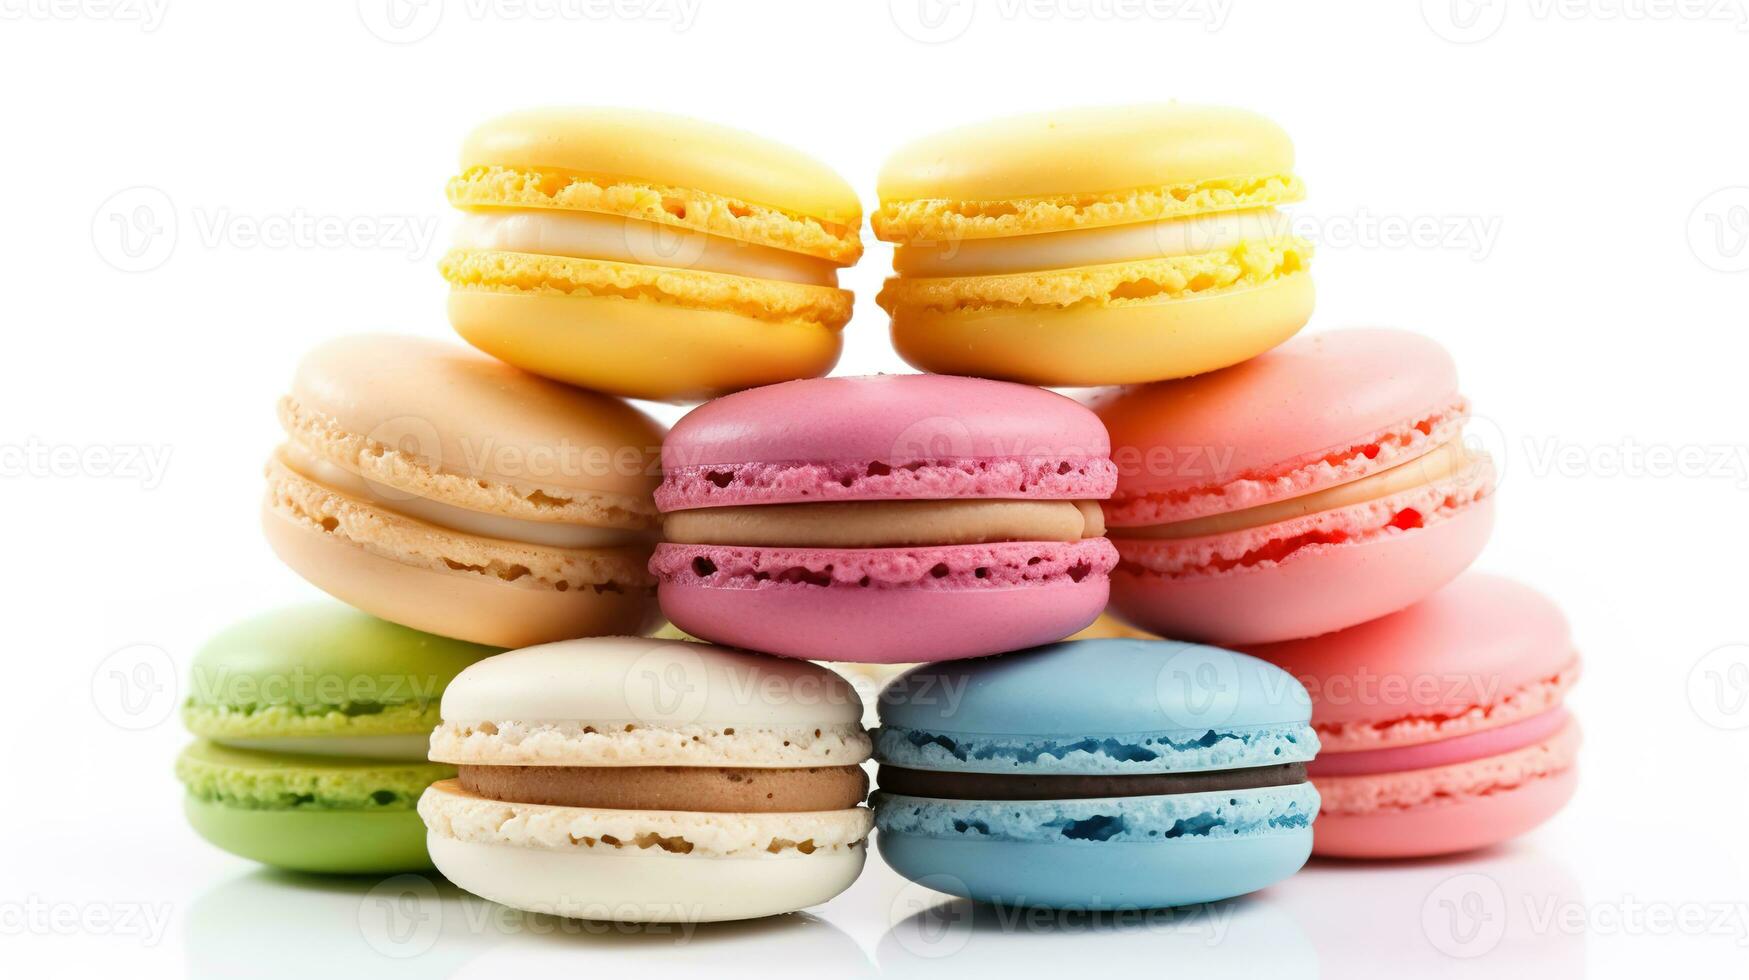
[184,797,433,874]
[874,786,1316,909]
[657,572,1109,663]
[1110,492,1495,645]
[1313,765,1578,859]
[263,503,659,648]
[889,271,1312,386]
[450,288,842,402]
[426,835,867,923]
[876,828,1312,910]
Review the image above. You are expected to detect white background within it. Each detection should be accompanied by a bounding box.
[3,0,1747,975]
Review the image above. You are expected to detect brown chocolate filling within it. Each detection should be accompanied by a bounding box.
[457,765,868,813]
[875,763,1307,801]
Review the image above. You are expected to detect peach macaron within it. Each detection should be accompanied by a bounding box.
[263,335,666,647]
[1245,574,1581,858]
[1095,328,1495,644]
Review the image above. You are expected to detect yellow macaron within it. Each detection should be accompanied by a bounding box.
[441,108,863,401]
[874,104,1313,386]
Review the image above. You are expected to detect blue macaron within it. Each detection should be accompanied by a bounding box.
[872,638,1320,909]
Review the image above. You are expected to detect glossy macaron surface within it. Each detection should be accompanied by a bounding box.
[264,335,665,648]
[1097,328,1496,644]
[420,637,873,922]
[175,606,492,874]
[183,603,499,758]
[1244,575,1580,858]
[443,108,861,400]
[652,376,1120,662]
[872,639,1319,909]
[873,104,1313,387]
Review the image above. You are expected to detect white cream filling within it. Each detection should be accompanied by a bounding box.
[892,208,1294,278]
[215,734,434,762]
[453,209,840,286]
[282,444,648,549]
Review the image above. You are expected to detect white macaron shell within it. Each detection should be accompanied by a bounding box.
[440,637,864,728]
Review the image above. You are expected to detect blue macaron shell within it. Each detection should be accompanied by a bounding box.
[875,639,1317,774]
[875,783,1318,909]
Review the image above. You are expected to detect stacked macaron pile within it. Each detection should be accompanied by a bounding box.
[181,102,1578,918]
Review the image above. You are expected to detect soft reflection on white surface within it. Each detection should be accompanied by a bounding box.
[1277,846,1587,977]
[876,886,1316,978]
[185,867,875,979]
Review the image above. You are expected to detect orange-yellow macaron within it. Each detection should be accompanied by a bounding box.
[263,335,667,647]
[874,104,1313,386]
[441,108,863,401]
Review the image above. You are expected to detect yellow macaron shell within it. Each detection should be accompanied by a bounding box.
[873,104,1312,386]
[443,108,862,401]
[452,107,862,263]
[874,104,1301,243]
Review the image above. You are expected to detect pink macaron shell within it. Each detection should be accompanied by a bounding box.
[651,539,1115,662]
[1095,329,1463,526]
[1308,707,1571,777]
[1109,480,1495,645]
[1246,574,1579,751]
[1312,719,1581,858]
[658,374,1115,510]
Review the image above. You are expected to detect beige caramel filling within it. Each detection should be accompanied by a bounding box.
[280,443,652,549]
[457,764,868,813]
[1114,441,1485,540]
[663,499,1106,548]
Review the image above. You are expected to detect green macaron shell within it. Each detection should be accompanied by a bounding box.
[184,797,434,873]
[182,604,500,740]
[176,741,453,811]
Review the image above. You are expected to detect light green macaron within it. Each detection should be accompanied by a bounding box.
[176,604,500,873]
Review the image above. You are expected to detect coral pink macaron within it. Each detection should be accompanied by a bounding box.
[1095,328,1496,644]
[1245,574,1581,858]
[652,375,1119,662]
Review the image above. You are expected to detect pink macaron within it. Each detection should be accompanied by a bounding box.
[652,375,1118,662]
[1245,573,1581,858]
[1094,328,1496,644]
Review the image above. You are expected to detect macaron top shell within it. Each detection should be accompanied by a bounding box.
[1243,575,1579,751]
[452,107,861,263]
[1096,328,1465,525]
[285,334,666,507]
[439,636,863,731]
[873,104,1302,242]
[183,605,500,738]
[657,374,1116,510]
[875,639,1316,775]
